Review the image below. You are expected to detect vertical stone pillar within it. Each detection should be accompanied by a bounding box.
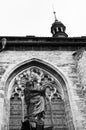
[0,90,4,130]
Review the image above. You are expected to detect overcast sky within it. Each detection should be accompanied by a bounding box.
[0,0,86,37]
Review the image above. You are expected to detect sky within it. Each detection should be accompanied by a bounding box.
[0,0,86,37]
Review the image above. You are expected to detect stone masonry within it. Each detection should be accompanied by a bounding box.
[0,37,86,130]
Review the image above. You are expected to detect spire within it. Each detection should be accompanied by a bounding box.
[51,11,68,37]
[53,11,58,21]
[52,5,58,21]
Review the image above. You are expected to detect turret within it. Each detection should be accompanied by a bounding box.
[51,12,68,37]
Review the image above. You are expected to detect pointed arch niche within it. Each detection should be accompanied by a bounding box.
[2,58,75,130]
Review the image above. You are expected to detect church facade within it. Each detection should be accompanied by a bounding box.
[0,18,86,130]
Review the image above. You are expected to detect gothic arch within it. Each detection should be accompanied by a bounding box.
[2,58,68,94]
[2,58,75,130]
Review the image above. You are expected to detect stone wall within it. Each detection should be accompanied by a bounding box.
[73,48,86,130]
[0,50,85,130]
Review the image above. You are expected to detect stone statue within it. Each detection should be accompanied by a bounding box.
[24,79,45,130]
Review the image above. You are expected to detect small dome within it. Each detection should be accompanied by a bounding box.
[51,13,68,37]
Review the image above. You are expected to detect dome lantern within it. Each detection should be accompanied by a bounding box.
[51,12,68,37]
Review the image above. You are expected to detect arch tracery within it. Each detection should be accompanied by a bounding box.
[11,67,62,99]
[2,59,75,130]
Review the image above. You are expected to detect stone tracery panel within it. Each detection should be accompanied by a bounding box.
[10,67,68,130]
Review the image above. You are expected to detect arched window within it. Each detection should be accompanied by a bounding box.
[3,59,75,130]
[58,27,61,32]
[9,67,67,130]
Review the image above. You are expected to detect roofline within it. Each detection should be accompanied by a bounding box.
[0,35,86,40]
[0,36,86,50]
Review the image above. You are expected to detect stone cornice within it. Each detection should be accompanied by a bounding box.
[0,36,86,50]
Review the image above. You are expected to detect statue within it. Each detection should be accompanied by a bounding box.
[24,76,45,130]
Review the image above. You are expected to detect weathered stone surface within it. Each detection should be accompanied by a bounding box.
[73,49,86,130]
[0,49,85,130]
